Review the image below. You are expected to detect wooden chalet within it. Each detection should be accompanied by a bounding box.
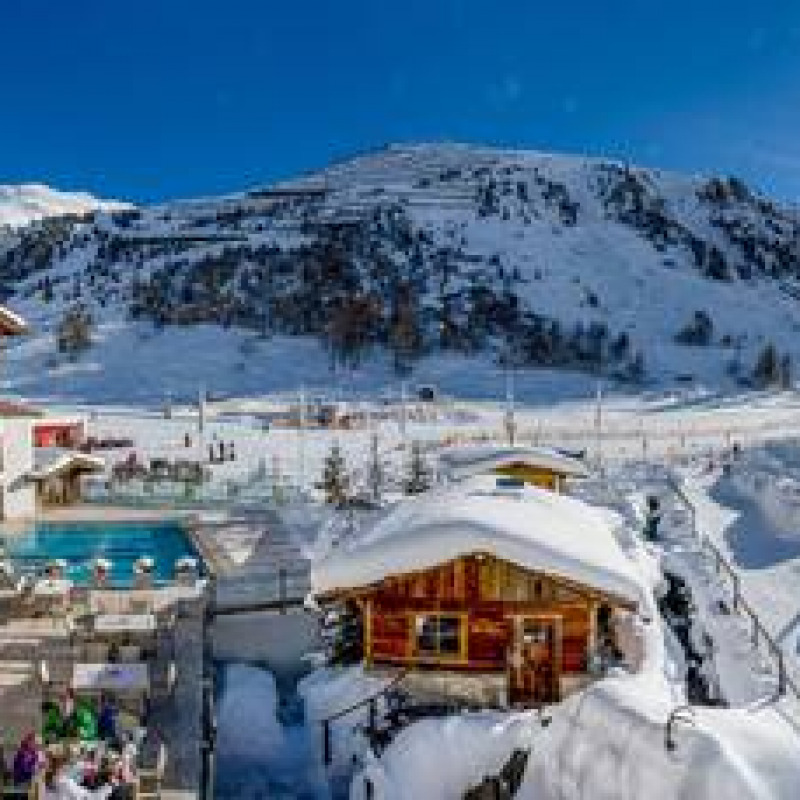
[30,451,105,507]
[438,445,588,493]
[314,476,642,707]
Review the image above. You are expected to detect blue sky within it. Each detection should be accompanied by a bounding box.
[3,0,800,202]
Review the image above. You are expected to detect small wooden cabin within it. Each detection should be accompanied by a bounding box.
[30,452,105,507]
[438,445,588,493]
[315,478,641,707]
[352,553,633,704]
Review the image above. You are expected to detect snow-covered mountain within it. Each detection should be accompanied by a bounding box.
[3,142,800,403]
[0,183,130,229]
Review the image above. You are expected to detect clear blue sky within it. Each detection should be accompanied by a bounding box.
[4,0,800,202]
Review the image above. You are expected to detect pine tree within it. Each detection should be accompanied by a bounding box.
[389,284,422,374]
[56,304,94,358]
[323,600,363,665]
[780,353,793,389]
[753,342,780,387]
[627,350,645,383]
[322,443,349,505]
[404,441,431,495]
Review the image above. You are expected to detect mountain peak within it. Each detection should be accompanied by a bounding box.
[0,183,131,229]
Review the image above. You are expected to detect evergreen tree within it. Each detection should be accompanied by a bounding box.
[404,441,431,495]
[753,342,780,387]
[56,304,94,358]
[675,310,714,346]
[322,443,349,505]
[324,600,363,665]
[780,353,793,389]
[627,350,645,383]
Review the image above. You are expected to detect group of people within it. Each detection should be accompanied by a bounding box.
[207,436,236,464]
[183,429,237,464]
[37,744,134,800]
[42,691,122,746]
[3,691,140,799]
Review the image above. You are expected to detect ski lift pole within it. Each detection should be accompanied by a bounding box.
[595,381,603,475]
[197,383,206,464]
[400,380,408,448]
[505,365,516,446]
[298,385,306,495]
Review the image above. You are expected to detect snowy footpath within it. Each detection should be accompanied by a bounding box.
[215,663,331,800]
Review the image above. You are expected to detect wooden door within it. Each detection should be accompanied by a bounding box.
[509,616,561,705]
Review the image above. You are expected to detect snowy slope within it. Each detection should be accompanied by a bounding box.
[0,183,130,229]
[3,142,800,403]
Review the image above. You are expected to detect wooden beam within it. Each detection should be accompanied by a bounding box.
[588,600,599,660]
[364,599,373,668]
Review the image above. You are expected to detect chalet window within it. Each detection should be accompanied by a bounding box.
[414,614,462,657]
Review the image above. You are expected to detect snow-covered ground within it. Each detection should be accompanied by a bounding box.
[215,662,329,799]
[57,386,800,510]
[303,482,800,800]
[678,445,800,695]
[23,387,800,798]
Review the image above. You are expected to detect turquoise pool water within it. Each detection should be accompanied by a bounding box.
[4,520,200,587]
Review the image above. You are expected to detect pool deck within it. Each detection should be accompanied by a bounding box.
[0,501,314,797]
[0,583,207,800]
[41,504,195,523]
[0,504,197,538]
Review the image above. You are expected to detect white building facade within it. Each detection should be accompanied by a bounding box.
[0,418,36,520]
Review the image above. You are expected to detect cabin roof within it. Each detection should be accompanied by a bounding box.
[0,305,28,336]
[30,449,105,480]
[312,476,643,604]
[437,444,588,481]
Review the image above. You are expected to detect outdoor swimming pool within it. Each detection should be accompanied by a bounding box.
[3,519,200,587]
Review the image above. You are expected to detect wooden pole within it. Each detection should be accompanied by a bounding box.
[364,599,373,668]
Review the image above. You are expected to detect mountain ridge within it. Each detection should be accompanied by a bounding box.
[2,142,800,402]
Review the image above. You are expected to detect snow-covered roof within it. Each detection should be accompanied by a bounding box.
[29,449,105,480]
[438,444,588,481]
[0,305,28,336]
[313,476,643,603]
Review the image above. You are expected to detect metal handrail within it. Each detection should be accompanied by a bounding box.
[325,667,411,724]
[666,473,799,704]
[321,667,411,766]
[665,704,696,751]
